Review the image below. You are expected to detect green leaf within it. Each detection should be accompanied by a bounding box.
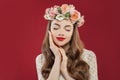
[57,7,62,14]
[65,12,70,18]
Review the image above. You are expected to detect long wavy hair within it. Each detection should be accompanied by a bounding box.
[41,21,90,80]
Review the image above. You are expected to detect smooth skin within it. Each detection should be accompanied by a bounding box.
[47,31,74,80]
[50,20,73,47]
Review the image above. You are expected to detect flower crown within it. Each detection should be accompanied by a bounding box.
[44,4,85,27]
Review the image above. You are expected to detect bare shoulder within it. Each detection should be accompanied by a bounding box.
[35,53,45,65]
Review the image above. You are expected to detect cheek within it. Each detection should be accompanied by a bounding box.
[51,31,58,38]
[51,31,58,42]
[51,28,58,34]
[66,34,72,40]
[67,30,73,37]
[65,32,73,40]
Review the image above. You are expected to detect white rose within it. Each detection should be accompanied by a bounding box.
[55,14,65,21]
[44,14,53,20]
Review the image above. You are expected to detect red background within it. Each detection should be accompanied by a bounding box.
[0,0,119,80]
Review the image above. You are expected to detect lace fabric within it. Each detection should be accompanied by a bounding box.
[35,48,98,80]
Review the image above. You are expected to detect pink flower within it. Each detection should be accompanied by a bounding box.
[69,4,75,10]
[44,4,85,27]
[53,5,59,8]
[49,7,56,18]
[49,11,55,18]
[70,10,80,23]
[53,7,59,14]
[77,16,85,27]
[69,5,75,14]
[61,4,70,14]
[45,8,50,14]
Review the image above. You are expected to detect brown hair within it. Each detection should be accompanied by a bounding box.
[41,21,90,80]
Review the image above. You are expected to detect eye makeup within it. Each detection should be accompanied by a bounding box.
[52,23,72,31]
[64,25,71,31]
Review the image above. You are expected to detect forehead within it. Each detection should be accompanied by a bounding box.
[51,19,73,26]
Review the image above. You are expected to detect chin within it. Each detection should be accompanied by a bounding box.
[55,42,65,47]
[54,40,67,47]
[56,44,64,47]
[58,42,69,47]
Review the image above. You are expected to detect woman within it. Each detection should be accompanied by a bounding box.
[35,4,98,80]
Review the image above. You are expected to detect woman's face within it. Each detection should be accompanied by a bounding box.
[50,19,74,47]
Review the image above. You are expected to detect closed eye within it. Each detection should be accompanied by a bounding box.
[65,26,71,32]
[66,29,71,31]
[52,23,60,30]
[53,28,59,30]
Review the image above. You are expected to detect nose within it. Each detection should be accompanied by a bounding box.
[58,34,64,36]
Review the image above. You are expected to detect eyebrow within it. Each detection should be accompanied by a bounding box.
[53,23,60,27]
[65,25,72,27]
[53,23,72,28]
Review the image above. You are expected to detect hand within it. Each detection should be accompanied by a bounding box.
[59,48,75,80]
[48,31,61,59]
[59,47,68,72]
[48,31,74,80]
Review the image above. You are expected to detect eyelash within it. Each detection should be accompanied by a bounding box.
[53,28,71,32]
[53,28,58,30]
[66,30,71,32]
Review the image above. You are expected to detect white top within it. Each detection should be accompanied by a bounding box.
[35,48,98,80]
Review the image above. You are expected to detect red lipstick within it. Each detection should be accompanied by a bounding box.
[56,37,66,41]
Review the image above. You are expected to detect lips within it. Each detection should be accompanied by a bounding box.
[56,37,66,41]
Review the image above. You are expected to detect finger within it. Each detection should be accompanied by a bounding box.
[59,47,66,57]
[48,31,59,50]
[60,48,68,60]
